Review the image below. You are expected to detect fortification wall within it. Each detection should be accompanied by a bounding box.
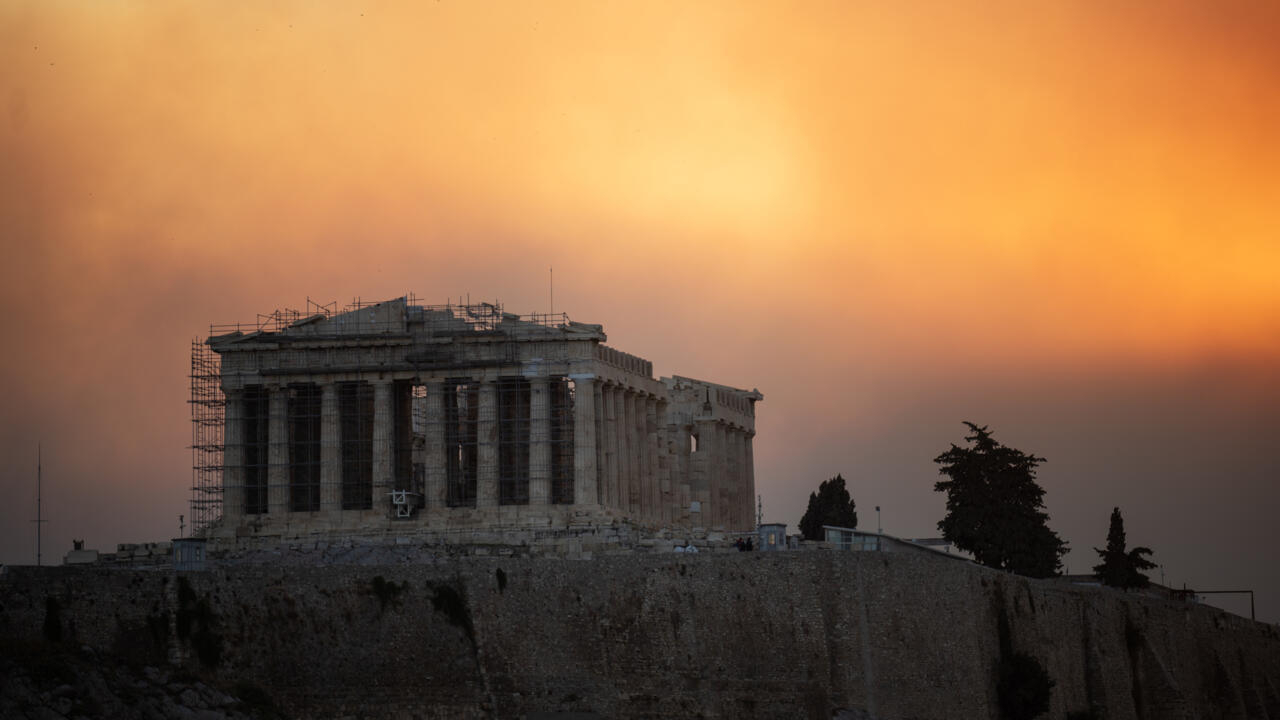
[2,552,1278,719]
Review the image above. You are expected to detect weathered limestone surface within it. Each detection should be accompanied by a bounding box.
[221,389,244,521]
[476,379,498,509]
[424,379,446,508]
[3,552,1277,719]
[372,379,393,508]
[266,387,288,515]
[572,375,597,507]
[528,377,551,506]
[209,299,763,539]
[319,383,339,512]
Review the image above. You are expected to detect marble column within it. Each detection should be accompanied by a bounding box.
[572,375,598,507]
[645,396,659,524]
[594,382,605,506]
[637,395,649,521]
[742,430,751,528]
[424,380,447,509]
[320,383,341,512]
[615,388,627,513]
[222,388,245,521]
[616,385,628,512]
[726,424,738,528]
[268,386,289,515]
[624,390,639,516]
[693,418,716,526]
[740,430,751,528]
[476,379,499,508]
[677,423,694,525]
[604,384,619,510]
[745,430,757,529]
[528,377,551,505]
[637,392,649,518]
[715,422,728,528]
[372,380,393,515]
[656,401,670,527]
[728,428,743,529]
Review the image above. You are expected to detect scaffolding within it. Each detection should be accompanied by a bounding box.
[206,295,570,337]
[498,377,532,505]
[550,379,575,504]
[287,383,323,512]
[340,381,375,510]
[444,380,480,507]
[208,297,337,336]
[242,385,268,514]
[189,340,224,534]
[193,295,582,529]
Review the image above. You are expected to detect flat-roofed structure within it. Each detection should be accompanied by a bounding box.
[194,297,761,539]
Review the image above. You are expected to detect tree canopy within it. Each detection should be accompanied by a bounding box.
[934,422,1067,578]
[1093,507,1156,589]
[799,474,858,541]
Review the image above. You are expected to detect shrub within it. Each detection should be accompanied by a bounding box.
[429,583,474,643]
[369,575,406,613]
[998,651,1054,720]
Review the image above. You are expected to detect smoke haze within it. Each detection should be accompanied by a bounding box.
[2,1,1277,621]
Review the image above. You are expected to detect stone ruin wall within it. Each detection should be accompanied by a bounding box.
[204,298,763,540]
[3,552,1278,719]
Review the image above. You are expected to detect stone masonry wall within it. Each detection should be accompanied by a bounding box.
[2,552,1278,719]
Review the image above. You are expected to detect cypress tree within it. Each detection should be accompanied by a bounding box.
[799,474,858,541]
[1093,507,1156,589]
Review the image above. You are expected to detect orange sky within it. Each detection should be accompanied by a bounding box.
[2,2,1278,619]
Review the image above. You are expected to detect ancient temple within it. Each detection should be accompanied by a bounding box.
[200,298,761,538]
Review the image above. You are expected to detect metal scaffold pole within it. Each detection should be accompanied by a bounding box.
[189,340,225,534]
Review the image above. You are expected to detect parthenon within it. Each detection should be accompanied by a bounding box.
[197,297,761,538]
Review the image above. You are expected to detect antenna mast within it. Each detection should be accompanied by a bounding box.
[34,444,46,566]
[549,266,554,316]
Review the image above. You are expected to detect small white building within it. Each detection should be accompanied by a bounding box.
[64,540,99,565]
[173,537,208,571]
[757,523,787,551]
[822,526,962,560]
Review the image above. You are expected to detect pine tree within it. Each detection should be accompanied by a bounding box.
[1093,507,1156,589]
[799,474,858,541]
[934,422,1067,578]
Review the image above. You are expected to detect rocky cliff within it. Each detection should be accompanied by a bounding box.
[2,551,1278,719]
